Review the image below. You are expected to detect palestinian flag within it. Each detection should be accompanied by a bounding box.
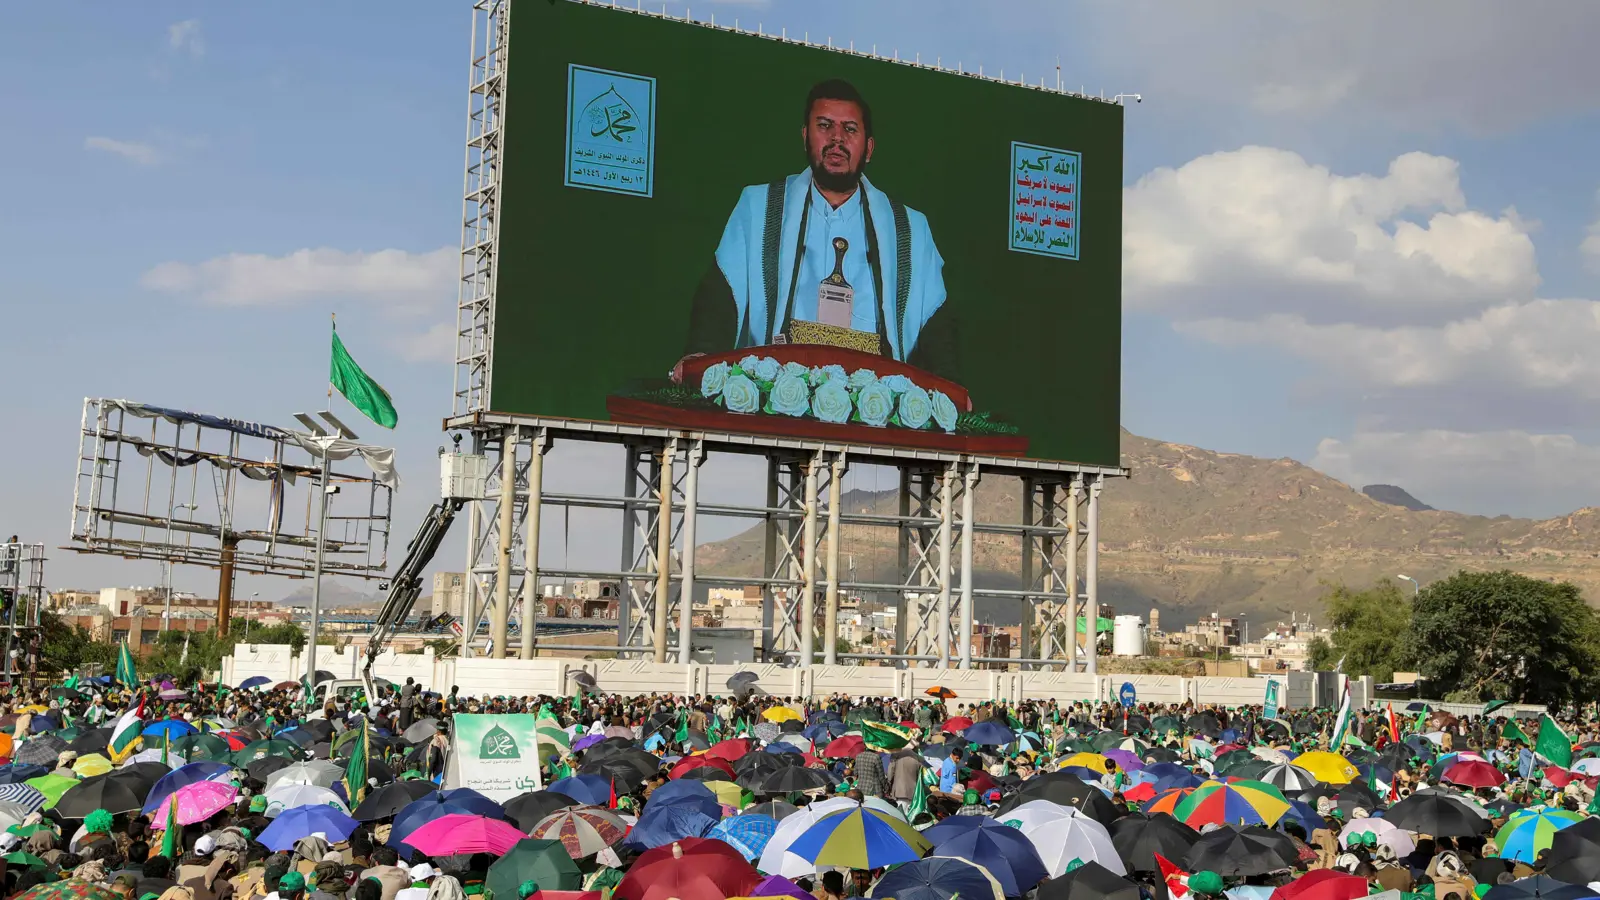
[1330,682,1354,751]
[536,717,570,755]
[114,641,137,689]
[1156,852,1191,900]
[107,703,144,764]
[1385,703,1400,745]
[343,719,370,806]
[861,721,912,751]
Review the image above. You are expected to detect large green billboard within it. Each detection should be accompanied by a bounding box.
[492,0,1123,466]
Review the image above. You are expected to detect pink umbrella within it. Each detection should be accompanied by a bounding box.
[403,814,527,856]
[148,781,238,828]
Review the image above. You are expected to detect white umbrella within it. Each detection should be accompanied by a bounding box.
[757,797,858,878]
[862,795,906,822]
[1259,763,1319,793]
[118,749,172,768]
[1340,817,1416,857]
[1574,759,1600,777]
[1002,799,1125,877]
[1250,747,1290,765]
[262,784,349,818]
[266,760,344,791]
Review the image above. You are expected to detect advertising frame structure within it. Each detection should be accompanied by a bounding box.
[447,0,1128,672]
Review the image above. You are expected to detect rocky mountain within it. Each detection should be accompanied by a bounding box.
[697,430,1600,630]
[1362,484,1435,512]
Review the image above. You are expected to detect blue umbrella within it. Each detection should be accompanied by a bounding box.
[869,857,1004,900]
[0,765,48,785]
[764,743,804,756]
[922,814,994,844]
[143,720,199,740]
[437,788,503,817]
[964,721,1016,746]
[928,819,1049,896]
[28,715,59,733]
[708,814,777,861]
[641,779,721,820]
[1277,799,1324,837]
[1484,876,1598,900]
[1144,763,1202,791]
[547,775,612,807]
[259,805,360,851]
[619,804,719,851]
[389,794,507,848]
[804,722,848,742]
[238,676,271,690]
[142,761,234,815]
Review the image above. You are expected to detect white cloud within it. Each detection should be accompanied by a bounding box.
[1583,190,1600,272]
[142,246,456,315]
[1313,429,1600,518]
[1124,147,1538,326]
[84,136,161,166]
[168,19,204,57]
[394,322,457,364]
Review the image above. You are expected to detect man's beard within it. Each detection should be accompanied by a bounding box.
[810,144,863,193]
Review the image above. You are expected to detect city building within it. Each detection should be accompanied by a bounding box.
[431,572,466,619]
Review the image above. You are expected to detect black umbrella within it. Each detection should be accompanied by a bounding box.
[582,737,637,763]
[727,671,759,694]
[55,772,147,817]
[1483,876,1599,900]
[1545,816,1600,884]
[352,780,440,821]
[1291,717,1319,735]
[403,718,441,744]
[50,688,86,702]
[1183,825,1299,877]
[1377,744,1421,773]
[14,735,67,767]
[678,767,734,784]
[299,720,336,742]
[1382,792,1489,837]
[311,670,336,684]
[0,764,48,784]
[308,742,332,760]
[997,772,1125,825]
[1120,714,1152,734]
[758,766,836,793]
[581,756,660,791]
[67,728,113,755]
[568,671,597,692]
[246,756,291,781]
[503,790,579,830]
[1256,720,1290,740]
[1186,713,1222,736]
[1110,813,1201,874]
[779,720,805,734]
[277,727,320,748]
[744,800,797,820]
[1038,861,1141,900]
[1143,747,1183,764]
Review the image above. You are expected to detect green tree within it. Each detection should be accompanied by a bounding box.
[1306,581,1411,680]
[1404,570,1600,706]
[39,611,117,674]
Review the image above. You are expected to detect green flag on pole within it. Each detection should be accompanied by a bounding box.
[861,721,912,751]
[675,710,689,746]
[1536,715,1573,768]
[906,768,934,823]
[114,641,137,689]
[1502,718,1528,745]
[343,718,370,806]
[330,327,398,429]
[160,791,181,858]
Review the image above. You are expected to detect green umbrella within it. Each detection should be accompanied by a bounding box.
[485,838,583,900]
[172,733,232,762]
[3,852,46,869]
[1151,716,1183,736]
[230,740,300,767]
[24,775,77,809]
[6,824,53,839]
[13,879,122,900]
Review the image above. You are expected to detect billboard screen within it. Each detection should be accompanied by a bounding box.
[491,0,1123,466]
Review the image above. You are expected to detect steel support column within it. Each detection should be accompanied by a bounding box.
[652,440,677,663]
[492,426,518,658]
[520,428,549,659]
[799,454,821,666]
[1085,475,1101,675]
[677,441,704,665]
[823,452,845,666]
[957,463,979,669]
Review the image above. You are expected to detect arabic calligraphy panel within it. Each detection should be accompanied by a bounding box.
[1008,140,1080,260]
[565,64,657,198]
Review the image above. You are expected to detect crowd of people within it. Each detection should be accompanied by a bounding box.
[0,674,1597,900]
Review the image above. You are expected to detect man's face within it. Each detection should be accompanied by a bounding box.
[803,98,873,192]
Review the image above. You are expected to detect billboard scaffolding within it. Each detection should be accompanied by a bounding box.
[69,399,395,632]
[0,543,45,682]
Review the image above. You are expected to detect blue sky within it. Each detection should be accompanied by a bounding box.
[5,1,1600,600]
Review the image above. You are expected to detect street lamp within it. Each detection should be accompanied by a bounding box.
[164,502,200,630]
[1397,574,1419,597]
[247,592,259,643]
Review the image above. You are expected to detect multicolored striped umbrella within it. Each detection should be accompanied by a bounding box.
[1142,787,1195,816]
[786,807,931,869]
[529,805,628,859]
[1497,809,1586,863]
[1173,780,1291,828]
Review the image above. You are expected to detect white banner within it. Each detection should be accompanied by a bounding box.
[444,713,543,800]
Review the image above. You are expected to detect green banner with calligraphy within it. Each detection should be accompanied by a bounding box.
[491,0,1123,466]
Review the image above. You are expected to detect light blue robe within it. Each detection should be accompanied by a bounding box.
[711,169,947,361]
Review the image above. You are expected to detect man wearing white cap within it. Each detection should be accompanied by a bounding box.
[393,863,436,900]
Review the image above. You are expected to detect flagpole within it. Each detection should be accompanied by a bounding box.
[307,312,335,712]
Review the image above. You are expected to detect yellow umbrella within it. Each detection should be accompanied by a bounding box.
[72,754,113,777]
[1294,750,1359,784]
[19,706,47,715]
[762,707,801,724]
[706,780,744,808]
[1058,752,1110,774]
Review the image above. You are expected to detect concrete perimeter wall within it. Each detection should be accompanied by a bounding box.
[220,649,1368,709]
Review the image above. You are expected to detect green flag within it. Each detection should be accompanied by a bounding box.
[861,721,912,751]
[675,710,689,746]
[115,641,137,689]
[343,719,370,806]
[1536,715,1573,768]
[906,768,933,822]
[1502,719,1528,744]
[160,792,181,858]
[330,328,398,429]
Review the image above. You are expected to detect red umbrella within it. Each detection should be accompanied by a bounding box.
[1544,766,1576,788]
[823,736,866,759]
[942,717,974,734]
[1441,759,1505,789]
[1124,782,1158,803]
[402,814,527,856]
[1269,869,1367,900]
[704,740,751,762]
[671,756,735,780]
[614,838,760,900]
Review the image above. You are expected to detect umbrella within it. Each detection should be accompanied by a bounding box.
[623,803,721,851]
[0,765,48,785]
[869,857,1005,900]
[547,775,614,808]
[1269,869,1367,900]
[351,780,440,821]
[823,736,866,759]
[925,686,958,700]
[1498,810,1586,863]
[14,736,67,767]
[169,733,232,762]
[1293,752,1358,785]
[262,784,348,817]
[644,779,723,819]
[1257,764,1319,793]
[245,756,291,781]
[1442,759,1506,789]
[55,772,148,817]
[999,772,1125,824]
[238,676,271,690]
[486,838,584,900]
[758,766,835,794]
[569,670,598,692]
[146,780,237,827]
[614,837,760,900]
[1037,861,1140,900]
[1110,813,1201,874]
[1005,800,1127,877]
[757,797,860,878]
[1183,825,1300,876]
[1143,763,1203,792]
[25,774,77,809]
[1174,780,1290,829]
[142,720,198,740]
[1549,817,1600,884]
[708,814,778,861]
[66,730,112,756]
[530,805,629,859]
[404,813,528,856]
[965,721,1016,746]
[787,806,929,869]
[503,790,580,830]
[1382,792,1489,837]
[231,739,300,767]
[1483,877,1599,900]
[12,880,122,900]
[762,708,801,724]
[753,723,781,744]
[265,760,345,791]
[927,818,1049,895]
[257,804,360,850]
[403,718,441,743]
[672,756,736,781]
[706,739,754,762]
[747,875,814,900]
[744,801,797,820]
[1339,818,1415,857]
[0,784,46,814]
